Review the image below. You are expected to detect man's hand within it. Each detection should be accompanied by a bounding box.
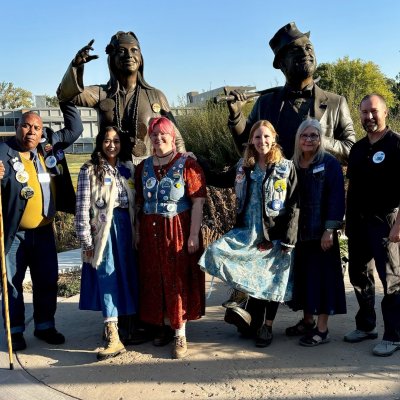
[225,88,248,119]
[72,39,99,67]
[321,230,334,251]
[0,161,4,180]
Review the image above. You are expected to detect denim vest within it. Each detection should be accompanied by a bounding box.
[142,156,191,217]
[235,158,293,217]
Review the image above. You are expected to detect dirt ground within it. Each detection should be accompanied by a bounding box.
[2,272,398,400]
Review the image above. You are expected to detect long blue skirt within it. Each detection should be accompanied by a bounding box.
[79,208,138,318]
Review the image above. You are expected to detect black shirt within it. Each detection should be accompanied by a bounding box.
[347,129,400,217]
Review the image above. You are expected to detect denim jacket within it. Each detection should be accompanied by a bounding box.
[297,152,345,241]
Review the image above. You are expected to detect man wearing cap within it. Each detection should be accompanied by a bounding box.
[226,22,355,163]
[57,31,185,163]
[0,101,83,351]
[344,94,400,356]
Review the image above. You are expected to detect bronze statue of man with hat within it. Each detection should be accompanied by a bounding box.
[226,22,355,163]
[57,31,185,162]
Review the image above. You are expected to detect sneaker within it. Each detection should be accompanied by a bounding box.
[11,333,27,351]
[343,328,378,343]
[172,336,187,359]
[372,340,400,357]
[285,318,316,336]
[299,328,330,347]
[34,328,65,345]
[222,289,248,308]
[255,325,273,347]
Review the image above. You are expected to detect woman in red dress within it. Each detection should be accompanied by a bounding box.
[135,117,206,359]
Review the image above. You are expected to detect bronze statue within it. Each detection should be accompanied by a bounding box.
[57,31,185,161]
[226,22,355,163]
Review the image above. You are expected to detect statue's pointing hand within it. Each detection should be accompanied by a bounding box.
[73,39,99,67]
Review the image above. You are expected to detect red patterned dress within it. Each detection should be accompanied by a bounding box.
[135,154,206,329]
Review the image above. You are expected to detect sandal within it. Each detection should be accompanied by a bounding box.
[285,318,316,336]
[299,328,330,347]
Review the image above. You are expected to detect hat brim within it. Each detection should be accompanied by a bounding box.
[272,31,310,69]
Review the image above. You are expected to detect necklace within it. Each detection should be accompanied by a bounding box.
[154,151,175,177]
[115,85,141,153]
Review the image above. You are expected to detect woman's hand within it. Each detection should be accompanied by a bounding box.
[182,151,197,160]
[188,234,199,254]
[321,230,334,251]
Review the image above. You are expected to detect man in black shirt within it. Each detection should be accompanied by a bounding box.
[344,94,400,356]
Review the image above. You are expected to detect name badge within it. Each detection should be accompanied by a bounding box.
[104,177,112,186]
[313,164,325,174]
[38,173,51,183]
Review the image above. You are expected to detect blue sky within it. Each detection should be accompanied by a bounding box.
[1,0,399,106]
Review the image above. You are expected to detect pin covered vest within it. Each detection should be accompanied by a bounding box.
[234,158,293,217]
[142,156,191,217]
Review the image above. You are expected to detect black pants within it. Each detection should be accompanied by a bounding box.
[348,211,400,341]
[246,297,280,332]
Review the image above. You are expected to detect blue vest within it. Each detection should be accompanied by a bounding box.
[142,156,191,217]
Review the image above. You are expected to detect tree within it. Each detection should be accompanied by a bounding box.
[0,82,33,109]
[315,57,398,139]
[315,57,396,109]
[45,95,59,107]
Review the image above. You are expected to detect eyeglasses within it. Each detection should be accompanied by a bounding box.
[300,133,319,142]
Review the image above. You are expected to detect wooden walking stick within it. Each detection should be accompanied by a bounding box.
[0,186,14,370]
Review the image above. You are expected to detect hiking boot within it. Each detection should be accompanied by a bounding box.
[255,324,273,347]
[172,336,187,359]
[34,328,65,345]
[372,340,400,357]
[11,332,27,351]
[343,328,378,343]
[222,289,248,308]
[97,321,126,361]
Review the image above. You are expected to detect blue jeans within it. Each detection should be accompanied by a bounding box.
[3,224,58,334]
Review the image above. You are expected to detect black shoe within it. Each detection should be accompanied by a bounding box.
[11,332,27,351]
[255,325,273,347]
[224,306,252,331]
[122,328,152,345]
[285,318,316,337]
[34,328,65,345]
[153,325,174,347]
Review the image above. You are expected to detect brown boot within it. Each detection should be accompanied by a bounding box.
[97,322,126,361]
[172,336,187,359]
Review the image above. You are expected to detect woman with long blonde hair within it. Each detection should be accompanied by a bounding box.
[199,120,299,347]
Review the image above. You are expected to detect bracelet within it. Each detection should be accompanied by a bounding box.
[325,229,334,233]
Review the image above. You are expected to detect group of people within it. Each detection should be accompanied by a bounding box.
[0,22,399,363]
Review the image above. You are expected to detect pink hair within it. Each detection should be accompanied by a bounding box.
[147,117,176,153]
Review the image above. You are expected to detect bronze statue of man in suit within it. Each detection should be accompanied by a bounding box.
[226,22,355,163]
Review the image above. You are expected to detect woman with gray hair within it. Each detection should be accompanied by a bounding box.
[286,118,347,346]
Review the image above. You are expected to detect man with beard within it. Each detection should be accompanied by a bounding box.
[225,22,355,163]
[344,94,400,356]
[57,31,185,163]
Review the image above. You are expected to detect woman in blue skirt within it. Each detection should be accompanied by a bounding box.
[75,126,138,360]
[199,120,299,347]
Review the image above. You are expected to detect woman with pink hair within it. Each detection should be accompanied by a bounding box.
[134,117,206,359]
